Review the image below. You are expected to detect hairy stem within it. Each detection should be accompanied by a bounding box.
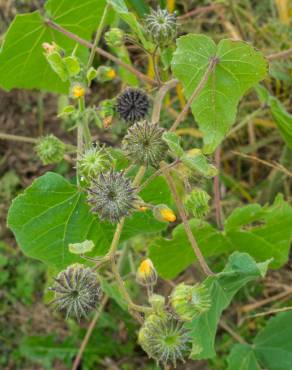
[71,296,109,370]
[0,132,38,144]
[87,4,110,69]
[45,19,157,86]
[160,163,214,276]
[151,79,178,124]
[170,57,219,132]
[213,146,223,230]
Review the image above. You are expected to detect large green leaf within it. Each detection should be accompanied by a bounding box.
[188,252,270,360]
[7,172,170,271]
[149,195,292,279]
[227,312,292,370]
[225,194,292,268]
[227,344,262,370]
[270,97,292,149]
[172,35,268,153]
[0,0,106,93]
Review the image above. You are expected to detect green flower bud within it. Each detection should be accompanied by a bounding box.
[170,283,211,321]
[138,314,191,367]
[35,134,65,165]
[98,99,115,128]
[144,8,177,47]
[184,188,211,218]
[77,145,113,181]
[49,263,100,320]
[104,28,124,48]
[96,66,116,83]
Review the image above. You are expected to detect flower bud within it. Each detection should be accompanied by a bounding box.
[42,42,58,55]
[96,66,116,83]
[170,283,211,321]
[104,28,124,48]
[138,313,190,367]
[184,188,210,219]
[136,258,157,286]
[35,134,65,165]
[98,99,115,128]
[49,263,100,320]
[71,83,86,99]
[153,204,176,222]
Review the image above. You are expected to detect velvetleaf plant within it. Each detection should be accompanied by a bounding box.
[1,0,292,368]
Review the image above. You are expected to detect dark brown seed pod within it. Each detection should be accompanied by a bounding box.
[116,88,150,123]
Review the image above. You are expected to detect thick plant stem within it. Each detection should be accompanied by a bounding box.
[151,79,178,124]
[170,57,219,132]
[45,19,157,87]
[0,132,38,144]
[213,146,223,230]
[160,163,214,276]
[87,4,110,68]
[71,296,109,370]
[78,97,91,148]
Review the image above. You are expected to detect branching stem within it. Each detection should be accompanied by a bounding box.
[45,19,157,86]
[160,162,214,276]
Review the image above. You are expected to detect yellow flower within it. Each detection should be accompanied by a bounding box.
[160,208,176,222]
[136,258,157,286]
[106,68,116,79]
[72,85,85,99]
[139,205,148,212]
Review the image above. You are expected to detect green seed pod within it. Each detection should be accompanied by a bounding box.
[96,66,116,83]
[104,27,124,48]
[77,145,113,181]
[184,188,211,219]
[49,263,100,320]
[87,170,137,223]
[170,283,211,321]
[138,314,190,367]
[144,8,177,47]
[35,134,65,165]
[122,121,167,167]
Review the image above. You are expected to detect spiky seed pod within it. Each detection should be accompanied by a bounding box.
[122,121,167,168]
[138,314,191,367]
[184,188,211,219]
[49,264,100,320]
[153,204,176,222]
[104,28,124,48]
[116,88,149,123]
[136,259,158,287]
[87,171,137,223]
[35,134,65,165]
[170,283,211,321]
[77,145,113,181]
[144,8,177,47]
